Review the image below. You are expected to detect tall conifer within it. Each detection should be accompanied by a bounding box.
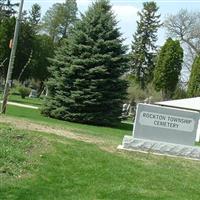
[130,1,161,89]
[42,0,128,126]
[187,56,200,97]
[153,38,183,99]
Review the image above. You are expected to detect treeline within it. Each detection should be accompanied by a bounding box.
[129,2,199,102]
[0,0,199,125]
[0,0,77,92]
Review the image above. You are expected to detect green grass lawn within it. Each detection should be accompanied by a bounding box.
[0,94,132,143]
[8,94,43,107]
[5,105,132,145]
[1,102,200,199]
[0,93,43,107]
[0,93,132,143]
[1,124,200,200]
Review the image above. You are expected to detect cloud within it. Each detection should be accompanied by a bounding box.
[112,5,139,22]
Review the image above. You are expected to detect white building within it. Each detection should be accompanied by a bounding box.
[155,97,200,142]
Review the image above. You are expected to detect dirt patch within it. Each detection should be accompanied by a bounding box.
[0,116,106,146]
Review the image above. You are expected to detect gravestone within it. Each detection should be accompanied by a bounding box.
[29,89,37,98]
[118,103,200,160]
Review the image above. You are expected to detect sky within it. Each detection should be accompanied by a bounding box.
[15,0,200,48]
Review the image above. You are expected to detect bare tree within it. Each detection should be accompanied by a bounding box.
[165,9,200,83]
[165,9,200,55]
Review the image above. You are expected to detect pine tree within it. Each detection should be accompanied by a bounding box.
[130,1,161,89]
[42,0,77,42]
[0,0,19,20]
[42,0,128,126]
[153,38,183,99]
[187,56,200,97]
[28,3,41,29]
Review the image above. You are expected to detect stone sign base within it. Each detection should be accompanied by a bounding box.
[118,136,200,160]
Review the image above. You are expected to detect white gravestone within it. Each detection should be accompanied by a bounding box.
[119,103,200,160]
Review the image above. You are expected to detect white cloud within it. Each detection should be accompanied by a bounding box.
[112,5,139,22]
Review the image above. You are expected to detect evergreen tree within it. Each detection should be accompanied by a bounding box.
[187,56,200,97]
[42,0,128,126]
[28,3,41,31]
[42,0,77,42]
[153,38,183,99]
[0,0,19,20]
[130,1,161,89]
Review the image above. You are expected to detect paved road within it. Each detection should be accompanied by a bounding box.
[0,101,39,109]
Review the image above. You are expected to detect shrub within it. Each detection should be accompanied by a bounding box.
[18,86,31,99]
[128,83,162,104]
[173,84,187,100]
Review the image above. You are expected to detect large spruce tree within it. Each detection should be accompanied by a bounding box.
[130,1,161,89]
[187,56,200,97]
[42,0,128,126]
[153,38,183,99]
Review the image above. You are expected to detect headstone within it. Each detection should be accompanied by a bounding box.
[29,89,37,98]
[119,103,200,160]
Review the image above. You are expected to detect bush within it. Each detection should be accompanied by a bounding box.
[18,86,31,99]
[173,84,187,100]
[128,83,163,104]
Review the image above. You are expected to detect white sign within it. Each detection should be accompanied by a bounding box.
[133,104,199,146]
[139,111,195,132]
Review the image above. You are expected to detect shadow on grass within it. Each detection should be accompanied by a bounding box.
[115,122,133,132]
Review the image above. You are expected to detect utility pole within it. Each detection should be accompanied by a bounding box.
[1,0,24,114]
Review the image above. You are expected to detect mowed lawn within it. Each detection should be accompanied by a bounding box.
[0,93,43,107]
[5,105,132,145]
[0,104,200,199]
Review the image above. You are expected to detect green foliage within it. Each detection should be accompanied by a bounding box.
[43,0,128,126]
[0,17,15,79]
[130,1,161,89]
[128,82,162,103]
[14,18,35,81]
[28,3,41,32]
[0,15,35,81]
[0,4,54,104]
[42,0,78,42]
[173,84,187,100]
[187,56,200,97]
[17,85,31,99]
[24,6,54,83]
[30,34,54,82]
[0,0,18,20]
[153,38,183,99]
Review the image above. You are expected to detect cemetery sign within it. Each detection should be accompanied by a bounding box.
[133,103,199,146]
[119,103,200,160]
